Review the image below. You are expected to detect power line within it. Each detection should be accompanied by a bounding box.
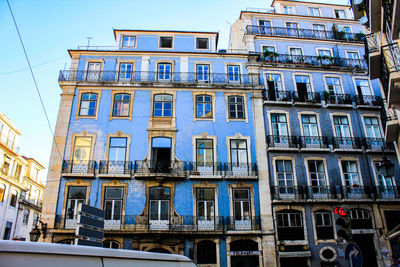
[6,0,64,166]
[0,55,67,76]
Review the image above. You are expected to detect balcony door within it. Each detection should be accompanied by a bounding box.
[301,114,320,147]
[258,20,271,34]
[230,140,249,175]
[342,161,362,197]
[271,113,289,146]
[308,160,328,197]
[149,187,170,230]
[265,73,283,101]
[86,62,101,81]
[104,187,123,229]
[65,186,86,229]
[233,189,251,230]
[295,75,311,102]
[333,115,352,148]
[151,137,171,173]
[196,139,213,175]
[375,162,395,198]
[197,188,215,230]
[276,160,294,197]
[286,22,298,37]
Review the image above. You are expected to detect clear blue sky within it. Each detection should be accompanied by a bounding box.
[0,0,348,180]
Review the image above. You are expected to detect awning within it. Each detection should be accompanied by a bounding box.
[279,251,312,258]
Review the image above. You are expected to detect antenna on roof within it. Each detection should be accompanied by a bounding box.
[86,37,93,49]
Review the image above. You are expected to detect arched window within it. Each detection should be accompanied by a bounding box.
[197,240,216,264]
[79,93,98,116]
[103,240,120,249]
[276,209,304,241]
[350,208,373,229]
[314,209,334,240]
[113,94,131,117]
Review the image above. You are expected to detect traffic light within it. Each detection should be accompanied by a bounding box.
[336,215,352,241]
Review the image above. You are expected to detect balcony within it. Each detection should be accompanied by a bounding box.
[354,95,382,108]
[187,162,223,178]
[246,25,365,43]
[0,135,20,154]
[292,92,321,105]
[224,163,258,179]
[298,136,329,150]
[385,108,399,142]
[134,160,186,179]
[382,43,400,107]
[55,215,260,232]
[266,135,298,150]
[365,33,381,79]
[256,53,368,73]
[262,90,292,104]
[374,186,400,200]
[98,161,132,178]
[61,160,96,177]
[19,198,42,212]
[323,93,352,107]
[338,186,373,200]
[332,137,362,151]
[363,138,388,151]
[58,70,260,87]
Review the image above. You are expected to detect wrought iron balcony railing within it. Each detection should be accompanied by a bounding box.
[258,53,368,71]
[266,135,298,149]
[339,186,373,199]
[365,33,379,54]
[323,93,352,105]
[262,90,292,101]
[292,92,321,103]
[354,95,382,106]
[382,43,400,73]
[374,186,400,199]
[99,161,132,175]
[363,138,386,150]
[299,136,329,149]
[224,163,258,177]
[55,215,261,231]
[225,216,261,231]
[187,162,224,176]
[332,137,362,150]
[58,70,260,86]
[271,186,306,200]
[134,160,186,176]
[62,160,96,175]
[246,25,365,42]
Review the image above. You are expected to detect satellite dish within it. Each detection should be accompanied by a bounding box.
[360,16,368,25]
[354,0,364,5]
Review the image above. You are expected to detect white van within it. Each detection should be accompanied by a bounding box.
[0,240,195,267]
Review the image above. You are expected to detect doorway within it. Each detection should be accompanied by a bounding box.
[352,234,378,267]
[151,137,171,173]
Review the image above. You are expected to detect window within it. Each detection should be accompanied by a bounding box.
[1,157,10,175]
[230,140,248,166]
[153,94,173,117]
[196,188,215,227]
[86,62,101,81]
[10,190,17,207]
[197,240,217,264]
[32,212,39,228]
[313,24,326,38]
[157,63,172,81]
[118,63,133,80]
[66,186,86,221]
[347,52,361,68]
[325,77,343,94]
[355,79,373,96]
[196,95,212,118]
[295,75,312,101]
[262,46,275,53]
[318,49,333,65]
[196,64,210,83]
[259,20,272,34]
[341,161,361,190]
[121,36,135,47]
[159,37,173,48]
[149,187,170,230]
[374,162,394,190]
[228,96,245,119]
[276,210,304,240]
[290,47,303,62]
[103,240,120,249]
[196,38,209,49]
[265,74,284,101]
[276,160,294,195]
[283,5,294,14]
[233,189,251,229]
[0,122,3,136]
[104,187,123,221]
[308,160,327,194]
[196,139,213,168]
[333,116,351,138]
[108,137,127,161]
[112,93,131,117]
[302,114,319,137]
[271,113,289,143]
[350,209,373,229]
[315,211,334,240]
[3,221,12,240]
[364,117,382,138]
[309,7,321,16]
[23,209,30,225]
[73,137,92,161]
[286,22,298,36]
[227,65,240,83]
[335,9,346,19]
[0,184,5,202]
[79,93,98,116]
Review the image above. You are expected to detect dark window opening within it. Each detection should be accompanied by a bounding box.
[160,37,173,48]
[276,210,304,240]
[384,211,400,232]
[315,210,334,240]
[196,38,209,49]
[197,240,216,264]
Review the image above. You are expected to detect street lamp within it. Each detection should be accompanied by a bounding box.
[29,221,47,242]
[377,157,395,178]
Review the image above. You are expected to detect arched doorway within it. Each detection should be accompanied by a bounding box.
[149,248,171,254]
[230,239,259,267]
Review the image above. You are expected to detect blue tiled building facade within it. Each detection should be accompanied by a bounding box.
[41,1,400,267]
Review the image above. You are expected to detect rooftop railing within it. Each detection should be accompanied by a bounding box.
[59,70,260,86]
[246,25,365,43]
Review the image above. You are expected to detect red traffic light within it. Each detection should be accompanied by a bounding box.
[334,207,347,216]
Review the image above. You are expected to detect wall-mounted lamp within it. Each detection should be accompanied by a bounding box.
[29,220,47,242]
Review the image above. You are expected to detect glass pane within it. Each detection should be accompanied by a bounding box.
[114,201,121,220]
[160,200,169,220]
[105,201,112,220]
